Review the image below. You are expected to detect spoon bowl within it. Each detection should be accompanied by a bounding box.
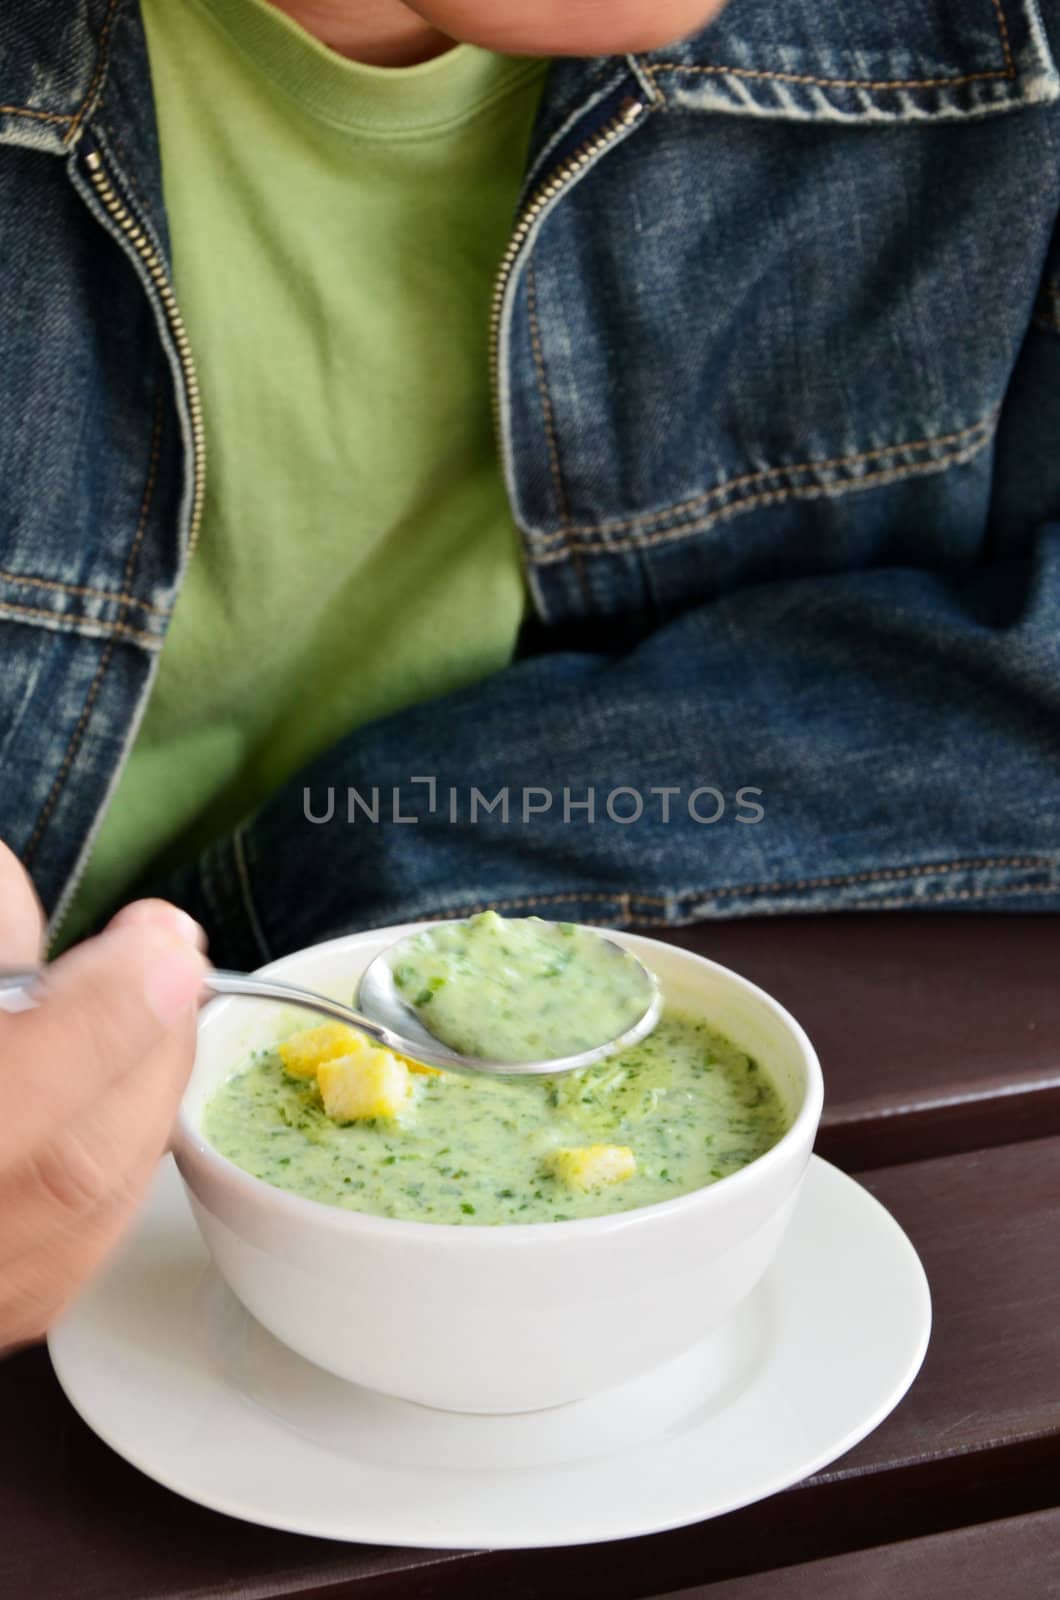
[356,916,662,1076]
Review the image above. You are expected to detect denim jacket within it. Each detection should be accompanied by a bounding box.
[2,0,1059,965]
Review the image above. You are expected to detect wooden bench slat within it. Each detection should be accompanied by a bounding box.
[656,1506,1060,1599]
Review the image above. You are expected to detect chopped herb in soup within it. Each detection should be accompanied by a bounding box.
[202,1010,789,1225]
[388,910,655,1061]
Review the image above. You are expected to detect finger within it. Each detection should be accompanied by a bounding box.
[0,919,206,1168]
[0,841,45,965]
[107,899,208,954]
[0,1015,194,1267]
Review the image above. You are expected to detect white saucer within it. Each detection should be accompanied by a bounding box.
[48,1155,930,1550]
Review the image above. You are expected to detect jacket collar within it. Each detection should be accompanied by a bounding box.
[0,0,124,154]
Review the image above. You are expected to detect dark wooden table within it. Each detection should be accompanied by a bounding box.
[3,914,1058,1600]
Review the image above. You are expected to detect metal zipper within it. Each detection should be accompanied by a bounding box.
[46,148,207,949]
[84,148,206,556]
[488,93,645,443]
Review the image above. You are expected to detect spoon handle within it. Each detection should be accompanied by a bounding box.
[0,967,41,1013]
[204,969,394,1048]
[0,965,393,1049]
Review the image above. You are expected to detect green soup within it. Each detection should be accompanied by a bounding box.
[203,1010,789,1225]
[389,910,656,1061]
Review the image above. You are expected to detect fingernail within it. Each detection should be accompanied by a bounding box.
[144,943,206,1026]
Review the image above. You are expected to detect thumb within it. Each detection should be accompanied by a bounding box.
[0,919,207,1168]
[0,842,45,966]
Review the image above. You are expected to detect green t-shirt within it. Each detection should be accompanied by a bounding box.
[63,0,544,944]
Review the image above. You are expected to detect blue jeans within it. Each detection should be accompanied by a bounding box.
[0,0,1058,960]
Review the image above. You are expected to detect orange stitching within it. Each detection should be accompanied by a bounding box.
[628,56,667,109]
[0,0,122,138]
[459,890,635,912]
[646,2,1018,97]
[23,401,164,865]
[626,877,1053,923]
[0,568,170,617]
[388,856,1053,931]
[65,0,122,145]
[645,61,1011,94]
[851,883,1050,908]
[526,260,570,528]
[630,855,1050,911]
[22,646,117,869]
[992,0,1016,78]
[532,425,993,564]
[848,881,1053,908]
[646,0,1021,101]
[116,402,164,593]
[701,856,1050,900]
[535,413,997,546]
[436,861,1049,908]
[0,603,162,650]
[0,105,72,126]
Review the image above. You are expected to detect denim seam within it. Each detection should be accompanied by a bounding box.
[845,881,1052,908]
[525,260,570,528]
[402,856,1052,925]
[0,0,122,137]
[696,855,1052,899]
[626,55,667,109]
[408,856,1053,922]
[0,569,171,617]
[23,395,162,866]
[525,258,595,606]
[530,421,996,563]
[645,62,1013,95]
[628,879,1055,922]
[995,0,1017,76]
[65,0,122,146]
[0,602,163,650]
[645,0,1016,99]
[232,827,272,965]
[0,106,72,126]
[535,413,998,543]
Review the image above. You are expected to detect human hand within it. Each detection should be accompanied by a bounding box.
[0,843,207,1351]
[403,0,730,58]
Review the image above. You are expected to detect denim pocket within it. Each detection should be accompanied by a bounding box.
[511,2,1060,625]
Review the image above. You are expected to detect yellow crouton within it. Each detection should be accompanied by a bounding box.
[544,1144,637,1193]
[317,1048,413,1122]
[278,1021,365,1079]
[278,1022,440,1081]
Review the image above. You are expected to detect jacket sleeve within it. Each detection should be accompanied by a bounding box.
[152,522,1060,967]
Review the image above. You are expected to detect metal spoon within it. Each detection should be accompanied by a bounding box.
[0,918,661,1078]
